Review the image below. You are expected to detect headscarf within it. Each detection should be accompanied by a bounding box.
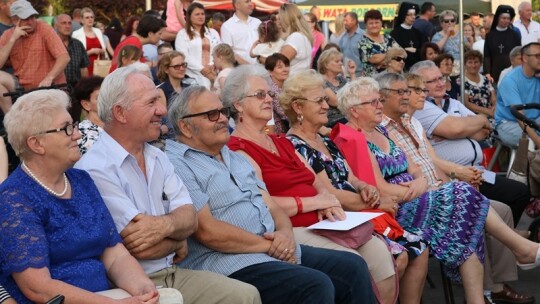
[395,2,419,25]
[491,5,515,30]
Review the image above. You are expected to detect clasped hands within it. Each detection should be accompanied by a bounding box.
[264,230,297,264]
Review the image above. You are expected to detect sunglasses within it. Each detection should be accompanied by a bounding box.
[245,90,276,100]
[295,96,330,104]
[443,19,456,23]
[354,97,384,107]
[381,88,412,96]
[181,107,230,122]
[408,86,430,95]
[392,56,406,62]
[169,62,188,70]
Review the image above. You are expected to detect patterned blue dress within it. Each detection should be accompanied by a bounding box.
[0,167,122,303]
[367,126,489,281]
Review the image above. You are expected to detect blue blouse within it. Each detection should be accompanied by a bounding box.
[0,167,122,303]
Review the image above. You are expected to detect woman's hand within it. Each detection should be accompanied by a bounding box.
[118,288,159,304]
[317,205,346,222]
[456,166,483,187]
[346,60,357,77]
[378,196,400,216]
[89,48,103,55]
[399,177,429,201]
[314,192,341,209]
[359,184,380,208]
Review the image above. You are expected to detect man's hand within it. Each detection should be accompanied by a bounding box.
[121,214,171,254]
[38,76,53,87]
[263,229,296,263]
[172,240,189,263]
[10,20,30,42]
[457,166,483,187]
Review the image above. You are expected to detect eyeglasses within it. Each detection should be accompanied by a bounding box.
[84,16,95,19]
[169,62,188,70]
[425,76,446,84]
[408,86,430,95]
[443,19,455,23]
[354,97,384,107]
[295,96,330,104]
[381,88,412,96]
[245,90,276,100]
[34,121,79,136]
[181,107,231,122]
[525,53,540,60]
[392,56,406,62]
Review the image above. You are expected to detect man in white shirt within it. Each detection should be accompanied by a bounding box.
[220,0,260,64]
[513,1,540,45]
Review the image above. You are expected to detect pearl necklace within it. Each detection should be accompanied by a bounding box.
[22,162,68,197]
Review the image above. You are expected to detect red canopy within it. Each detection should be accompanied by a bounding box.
[196,0,287,13]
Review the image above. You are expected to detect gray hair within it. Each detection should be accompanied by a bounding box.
[4,90,70,157]
[509,46,522,59]
[409,60,437,75]
[337,77,380,119]
[221,65,271,121]
[518,1,531,12]
[168,85,209,137]
[439,10,457,23]
[375,73,406,94]
[384,46,407,65]
[129,61,153,81]
[98,66,145,123]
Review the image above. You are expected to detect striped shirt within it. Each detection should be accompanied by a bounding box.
[165,139,301,276]
[0,285,11,303]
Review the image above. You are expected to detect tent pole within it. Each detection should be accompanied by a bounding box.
[459,0,465,102]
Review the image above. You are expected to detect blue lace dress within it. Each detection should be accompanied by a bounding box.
[367,126,489,281]
[0,167,122,303]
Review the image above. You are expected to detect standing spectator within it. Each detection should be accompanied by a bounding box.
[54,14,89,88]
[469,12,483,41]
[71,7,107,77]
[463,50,496,119]
[120,15,139,41]
[175,2,221,89]
[278,3,313,75]
[359,9,398,77]
[265,53,290,134]
[249,17,284,64]
[105,17,122,50]
[420,42,440,60]
[304,12,325,69]
[390,2,425,70]
[498,45,522,86]
[514,1,540,46]
[95,21,115,57]
[472,26,486,54]
[71,8,81,32]
[432,10,462,69]
[309,5,323,29]
[463,23,476,52]
[162,0,193,42]
[329,14,345,45]
[484,5,521,84]
[211,12,225,36]
[339,12,364,76]
[221,0,261,64]
[0,0,69,89]
[413,2,436,41]
[0,0,13,36]
[484,13,494,34]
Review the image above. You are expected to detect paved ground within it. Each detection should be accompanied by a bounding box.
[421,215,540,303]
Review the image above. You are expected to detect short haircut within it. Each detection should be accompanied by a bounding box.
[432,53,454,67]
[405,73,425,87]
[157,51,185,82]
[522,42,540,55]
[464,50,483,63]
[337,77,380,119]
[344,12,358,22]
[509,46,522,59]
[323,43,341,52]
[4,90,70,156]
[81,7,94,17]
[98,66,145,123]
[420,2,435,14]
[212,12,225,23]
[317,49,342,74]
[279,70,325,124]
[376,73,407,94]
[384,46,407,64]
[74,76,104,104]
[470,11,480,17]
[420,42,440,60]
[158,42,173,53]
[72,8,81,18]
[409,60,438,75]
[439,10,457,23]
[136,15,165,38]
[364,9,383,23]
[518,1,531,12]
[264,53,290,71]
[168,86,209,136]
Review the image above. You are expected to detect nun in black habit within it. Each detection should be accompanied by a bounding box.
[390,2,426,70]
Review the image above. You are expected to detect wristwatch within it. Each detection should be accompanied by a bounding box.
[449,171,458,180]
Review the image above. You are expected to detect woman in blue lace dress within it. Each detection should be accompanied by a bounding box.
[337,77,540,304]
[0,90,160,303]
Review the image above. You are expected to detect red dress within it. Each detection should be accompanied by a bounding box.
[228,135,319,227]
[85,36,102,76]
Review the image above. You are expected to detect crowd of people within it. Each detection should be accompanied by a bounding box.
[0,0,540,303]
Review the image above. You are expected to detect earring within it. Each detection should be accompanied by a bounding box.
[297,113,304,125]
[239,112,244,123]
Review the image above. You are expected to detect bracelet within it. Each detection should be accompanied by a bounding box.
[294,196,303,214]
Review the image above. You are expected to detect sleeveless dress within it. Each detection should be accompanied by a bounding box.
[367,126,489,281]
[86,35,102,76]
[228,135,319,227]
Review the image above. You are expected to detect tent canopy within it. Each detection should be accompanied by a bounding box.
[197,0,287,13]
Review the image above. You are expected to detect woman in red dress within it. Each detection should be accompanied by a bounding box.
[71,7,107,76]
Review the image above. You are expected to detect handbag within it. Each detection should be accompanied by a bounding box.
[314,221,374,249]
[93,54,111,77]
[507,132,529,185]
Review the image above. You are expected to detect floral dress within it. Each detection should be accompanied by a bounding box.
[78,119,102,155]
[367,126,490,282]
[464,74,494,109]
[270,79,289,134]
[288,134,428,258]
[359,34,397,77]
[324,75,348,128]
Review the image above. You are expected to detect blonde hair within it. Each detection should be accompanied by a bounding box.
[334,14,345,35]
[81,7,94,18]
[384,46,407,65]
[157,51,185,82]
[279,3,314,44]
[405,73,424,87]
[213,43,236,65]
[279,69,324,125]
[317,49,342,74]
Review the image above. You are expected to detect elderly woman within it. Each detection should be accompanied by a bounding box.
[72,7,107,76]
[282,70,429,304]
[333,76,540,304]
[359,9,398,77]
[222,64,389,304]
[265,53,291,134]
[278,3,313,75]
[463,50,496,118]
[381,47,407,75]
[0,90,165,303]
[317,49,356,128]
[175,2,221,89]
[74,76,104,155]
[432,10,461,66]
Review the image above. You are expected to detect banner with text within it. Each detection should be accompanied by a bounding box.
[299,4,398,21]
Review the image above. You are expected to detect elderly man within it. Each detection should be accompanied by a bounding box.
[339,12,364,76]
[221,0,260,64]
[0,0,69,89]
[54,14,89,87]
[75,67,262,304]
[163,74,376,303]
[411,60,531,226]
[377,72,535,304]
[495,42,540,147]
[514,2,540,46]
[498,46,522,86]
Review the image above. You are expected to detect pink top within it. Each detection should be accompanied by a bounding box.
[166,0,184,33]
[311,30,324,61]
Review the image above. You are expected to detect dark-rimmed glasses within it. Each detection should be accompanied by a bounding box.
[443,19,455,23]
[392,56,406,62]
[408,86,430,95]
[381,88,412,96]
[425,76,446,84]
[245,90,276,100]
[169,62,188,70]
[354,97,384,107]
[34,121,79,136]
[295,96,330,104]
[525,53,540,60]
[181,107,230,122]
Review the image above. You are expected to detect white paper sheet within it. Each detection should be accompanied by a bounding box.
[306,211,384,231]
[481,169,496,184]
